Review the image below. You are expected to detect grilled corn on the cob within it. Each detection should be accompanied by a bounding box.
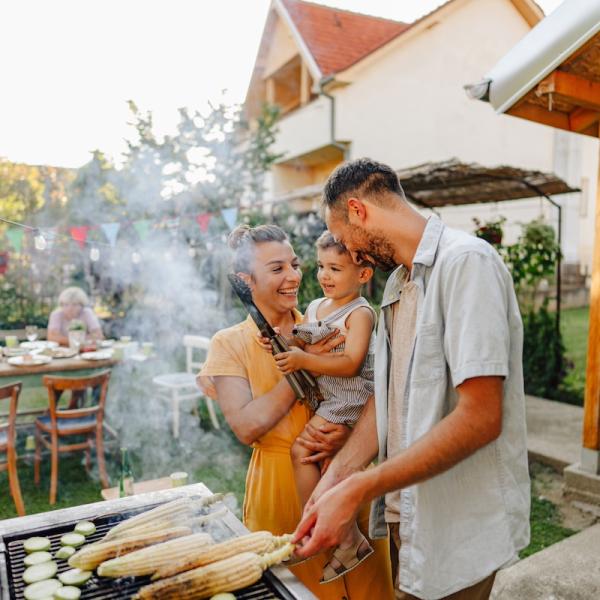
[133,543,295,599]
[69,526,192,570]
[97,532,214,578]
[152,531,293,580]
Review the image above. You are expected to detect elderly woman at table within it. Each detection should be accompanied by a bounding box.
[199,224,393,600]
[47,287,104,346]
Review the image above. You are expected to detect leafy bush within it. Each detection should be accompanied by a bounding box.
[522,302,566,398]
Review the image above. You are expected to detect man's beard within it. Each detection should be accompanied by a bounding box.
[352,227,397,272]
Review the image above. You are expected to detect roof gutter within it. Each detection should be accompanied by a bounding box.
[318,75,349,160]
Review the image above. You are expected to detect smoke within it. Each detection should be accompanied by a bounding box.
[25,104,256,509]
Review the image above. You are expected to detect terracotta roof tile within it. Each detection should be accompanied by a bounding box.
[281,0,409,76]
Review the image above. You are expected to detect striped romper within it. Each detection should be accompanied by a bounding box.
[293,296,376,426]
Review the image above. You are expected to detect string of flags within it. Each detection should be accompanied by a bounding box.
[0,207,239,255]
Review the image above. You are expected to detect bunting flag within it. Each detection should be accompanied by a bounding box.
[70,226,90,249]
[0,251,8,274]
[221,207,238,231]
[195,213,211,232]
[101,222,120,247]
[6,228,24,252]
[133,219,151,240]
[40,227,58,250]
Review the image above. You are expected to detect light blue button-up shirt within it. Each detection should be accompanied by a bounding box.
[369,216,530,599]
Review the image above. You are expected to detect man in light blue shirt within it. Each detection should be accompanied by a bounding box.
[294,158,530,600]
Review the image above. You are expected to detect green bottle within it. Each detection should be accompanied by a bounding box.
[119,447,134,498]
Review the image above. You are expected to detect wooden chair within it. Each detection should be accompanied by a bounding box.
[0,382,25,516]
[34,370,111,505]
[152,335,220,438]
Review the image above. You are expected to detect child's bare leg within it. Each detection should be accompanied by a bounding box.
[291,414,331,507]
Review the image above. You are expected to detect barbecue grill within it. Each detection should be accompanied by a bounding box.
[0,483,316,600]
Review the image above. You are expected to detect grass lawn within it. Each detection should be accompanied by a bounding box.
[560,306,589,402]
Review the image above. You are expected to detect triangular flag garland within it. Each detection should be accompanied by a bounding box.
[70,226,89,249]
[221,207,238,231]
[133,219,151,240]
[101,222,121,247]
[6,228,24,252]
[1,207,246,264]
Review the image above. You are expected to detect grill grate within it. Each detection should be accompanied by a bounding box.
[2,507,296,600]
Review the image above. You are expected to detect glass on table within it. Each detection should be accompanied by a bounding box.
[25,325,39,342]
[68,330,85,352]
[5,335,18,348]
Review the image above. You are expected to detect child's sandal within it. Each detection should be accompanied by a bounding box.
[320,533,374,584]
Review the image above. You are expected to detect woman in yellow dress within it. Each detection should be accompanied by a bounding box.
[199,224,393,600]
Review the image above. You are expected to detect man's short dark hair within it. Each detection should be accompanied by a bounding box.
[322,158,405,214]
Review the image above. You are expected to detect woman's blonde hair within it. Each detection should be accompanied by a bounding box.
[228,224,288,273]
[58,287,89,308]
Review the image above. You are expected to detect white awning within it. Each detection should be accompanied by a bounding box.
[465,0,600,113]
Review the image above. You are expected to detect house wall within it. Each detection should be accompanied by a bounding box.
[264,16,299,77]
[262,0,600,273]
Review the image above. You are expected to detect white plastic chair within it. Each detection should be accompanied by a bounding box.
[152,335,220,437]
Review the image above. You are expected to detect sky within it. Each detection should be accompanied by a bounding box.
[0,0,564,168]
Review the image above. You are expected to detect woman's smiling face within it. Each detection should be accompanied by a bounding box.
[245,241,302,313]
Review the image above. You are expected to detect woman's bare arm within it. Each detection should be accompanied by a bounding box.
[213,376,297,445]
[47,330,68,346]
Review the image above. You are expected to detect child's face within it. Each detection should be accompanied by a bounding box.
[317,247,372,300]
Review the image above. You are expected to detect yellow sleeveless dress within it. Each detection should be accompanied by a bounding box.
[200,314,394,600]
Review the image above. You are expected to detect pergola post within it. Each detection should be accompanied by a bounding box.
[582,158,600,474]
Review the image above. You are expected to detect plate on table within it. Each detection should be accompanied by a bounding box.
[20,341,59,350]
[48,347,78,359]
[7,355,52,367]
[79,350,113,361]
[3,347,28,357]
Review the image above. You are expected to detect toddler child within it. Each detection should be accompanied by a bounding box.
[274,230,376,583]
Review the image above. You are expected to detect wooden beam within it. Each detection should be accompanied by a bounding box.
[508,102,571,131]
[265,77,275,105]
[300,61,310,106]
[583,156,600,452]
[569,107,600,133]
[537,71,600,112]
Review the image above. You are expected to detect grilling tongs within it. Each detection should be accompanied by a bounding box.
[228,274,322,407]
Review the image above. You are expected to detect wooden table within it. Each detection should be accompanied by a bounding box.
[0,356,120,418]
[100,476,173,500]
[0,356,119,380]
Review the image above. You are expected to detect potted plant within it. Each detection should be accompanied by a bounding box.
[472,216,506,246]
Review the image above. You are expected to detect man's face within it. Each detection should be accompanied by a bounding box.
[325,205,397,272]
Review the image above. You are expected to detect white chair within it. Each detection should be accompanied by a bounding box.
[152,335,220,438]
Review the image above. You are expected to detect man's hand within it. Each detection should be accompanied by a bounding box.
[274,346,306,374]
[295,421,350,465]
[293,474,365,558]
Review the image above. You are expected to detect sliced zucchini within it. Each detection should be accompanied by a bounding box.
[57,568,92,586]
[53,586,81,600]
[23,578,62,600]
[24,551,53,567]
[59,533,85,548]
[24,537,52,554]
[23,561,58,584]
[73,521,95,537]
[55,546,76,560]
